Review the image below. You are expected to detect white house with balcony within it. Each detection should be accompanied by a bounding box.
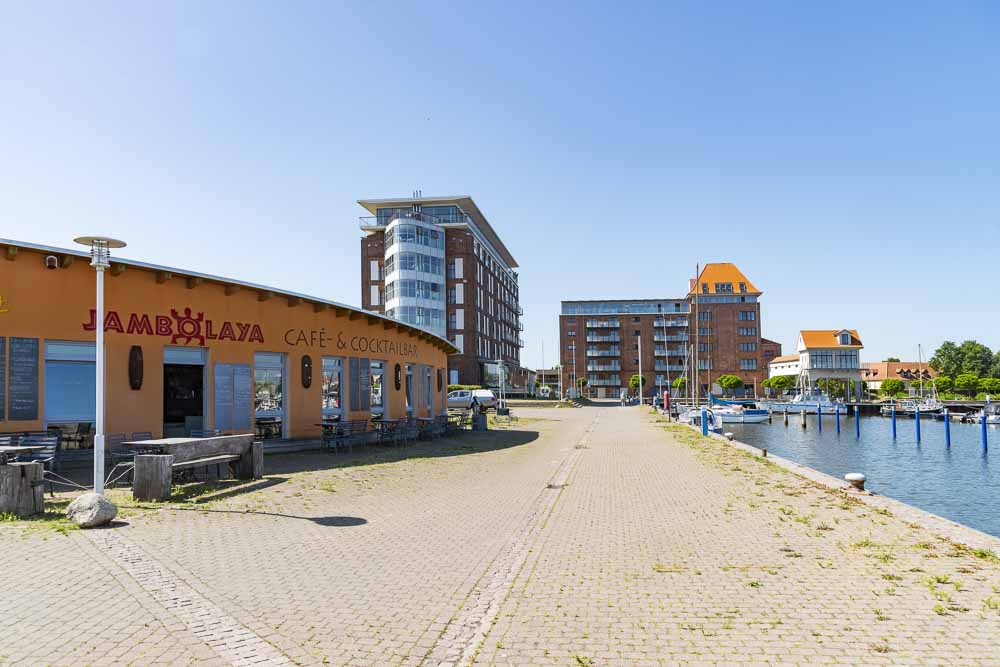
[797,329,864,401]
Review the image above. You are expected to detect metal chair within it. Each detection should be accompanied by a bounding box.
[105,433,134,487]
[130,431,154,441]
[19,434,83,495]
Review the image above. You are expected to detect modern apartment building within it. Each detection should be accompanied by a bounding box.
[358,195,525,389]
[559,262,778,399]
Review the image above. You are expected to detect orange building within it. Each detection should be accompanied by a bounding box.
[0,239,456,449]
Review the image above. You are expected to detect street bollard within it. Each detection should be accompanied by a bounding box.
[944,408,950,448]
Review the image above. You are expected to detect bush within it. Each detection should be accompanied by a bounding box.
[717,374,743,395]
[880,379,905,397]
[447,384,482,392]
[954,373,980,396]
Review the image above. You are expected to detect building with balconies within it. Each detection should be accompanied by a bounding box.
[359,194,526,389]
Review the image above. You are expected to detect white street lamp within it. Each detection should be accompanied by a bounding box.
[74,236,127,496]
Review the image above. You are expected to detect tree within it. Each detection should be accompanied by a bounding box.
[716,374,743,396]
[931,375,953,393]
[884,357,900,362]
[978,377,1000,395]
[930,341,962,377]
[672,376,687,389]
[991,352,1000,380]
[629,374,645,392]
[771,375,798,392]
[880,379,905,397]
[958,340,994,377]
[954,373,979,396]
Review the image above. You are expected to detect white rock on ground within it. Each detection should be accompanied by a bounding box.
[66,492,118,528]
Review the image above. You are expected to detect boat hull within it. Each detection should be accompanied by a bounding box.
[758,402,844,415]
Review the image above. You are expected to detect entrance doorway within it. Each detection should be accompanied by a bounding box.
[163,347,208,437]
[163,365,204,437]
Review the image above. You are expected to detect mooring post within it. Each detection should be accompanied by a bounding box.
[855,404,860,438]
[915,407,921,442]
[891,403,897,439]
[982,410,988,449]
[800,410,806,428]
[783,409,788,426]
[835,406,841,434]
[817,405,822,433]
[944,408,951,448]
[701,407,708,437]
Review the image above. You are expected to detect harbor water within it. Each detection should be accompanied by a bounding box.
[726,414,1000,539]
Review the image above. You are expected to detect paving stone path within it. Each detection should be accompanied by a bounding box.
[2,405,999,666]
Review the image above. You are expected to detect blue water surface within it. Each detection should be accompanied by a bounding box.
[726,414,1000,538]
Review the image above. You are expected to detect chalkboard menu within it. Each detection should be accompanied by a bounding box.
[214,364,234,431]
[213,363,252,431]
[8,337,38,421]
[349,358,360,409]
[0,337,6,421]
[233,365,252,430]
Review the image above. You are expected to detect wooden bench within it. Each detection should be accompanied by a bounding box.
[132,435,262,501]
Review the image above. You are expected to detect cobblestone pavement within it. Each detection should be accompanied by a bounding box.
[3,405,1000,666]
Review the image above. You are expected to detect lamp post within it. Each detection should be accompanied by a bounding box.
[74,236,127,496]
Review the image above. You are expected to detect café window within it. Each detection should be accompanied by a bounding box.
[44,340,96,430]
[405,364,414,414]
[370,360,385,415]
[322,356,344,417]
[253,352,285,418]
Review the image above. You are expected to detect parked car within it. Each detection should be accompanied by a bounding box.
[447,388,498,410]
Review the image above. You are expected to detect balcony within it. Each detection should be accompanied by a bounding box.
[586,334,620,343]
[654,319,689,328]
[359,210,473,230]
[654,333,689,342]
[587,377,622,387]
[586,348,620,357]
[654,363,686,372]
[654,347,685,357]
[517,321,524,332]
[586,363,621,372]
[586,320,621,328]
[517,337,525,348]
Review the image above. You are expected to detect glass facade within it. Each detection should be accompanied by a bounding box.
[385,224,445,250]
[564,301,688,315]
[321,356,344,416]
[384,279,442,302]
[385,306,445,331]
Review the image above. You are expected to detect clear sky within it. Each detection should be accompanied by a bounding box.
[2,1,998,367]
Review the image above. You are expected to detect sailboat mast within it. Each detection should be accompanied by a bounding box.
[693,263,699,406]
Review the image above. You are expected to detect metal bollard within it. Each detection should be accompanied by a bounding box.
[844,472,866,491]
[760,447,767,458]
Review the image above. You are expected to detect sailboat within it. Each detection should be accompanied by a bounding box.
[880,345,943,417]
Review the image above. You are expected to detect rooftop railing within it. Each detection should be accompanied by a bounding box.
[359,209,473,229]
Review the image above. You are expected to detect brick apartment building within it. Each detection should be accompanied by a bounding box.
[560,263,779,399]
[358,195,527,390]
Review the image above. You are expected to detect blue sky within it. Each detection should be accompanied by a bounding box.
[2,1,998,367]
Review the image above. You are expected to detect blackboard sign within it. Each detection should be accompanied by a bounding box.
[214,363,252,431]
[233,365,252,430]
[8,337,38,421]
[0,337,6,421]
[349,357,360,410]
[214,364,234,431]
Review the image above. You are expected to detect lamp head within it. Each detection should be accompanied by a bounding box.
[73,236,126,269]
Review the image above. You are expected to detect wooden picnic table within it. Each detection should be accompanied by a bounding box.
[0,445,46,464]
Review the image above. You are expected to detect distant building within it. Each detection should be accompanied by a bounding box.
[768,354,801,378]
[862,361,937,393]
[535,368,561,397]
[559,262,776,399]
[797,329,864,400]
[357,194,526,390]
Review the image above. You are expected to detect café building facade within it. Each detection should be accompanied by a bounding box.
[0,239,456,448]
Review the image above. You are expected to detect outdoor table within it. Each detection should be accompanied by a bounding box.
[370,418,399,445]
[315,422,341,436]
[416,417,435,440]
[0,446,45,465]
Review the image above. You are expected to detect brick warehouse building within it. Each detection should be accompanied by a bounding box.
[358,195,528,391]
[559,263,779,399]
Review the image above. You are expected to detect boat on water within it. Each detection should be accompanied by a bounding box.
[880,398,943,417]
[714,405,770,423]
[758,389,845,415]
[961,401,1000,424]
[678,407,724,433]
[709,395,758,407]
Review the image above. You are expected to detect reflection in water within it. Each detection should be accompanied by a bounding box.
[727,415,1000,538]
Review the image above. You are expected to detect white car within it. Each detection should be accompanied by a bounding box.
[447,388,497,410]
